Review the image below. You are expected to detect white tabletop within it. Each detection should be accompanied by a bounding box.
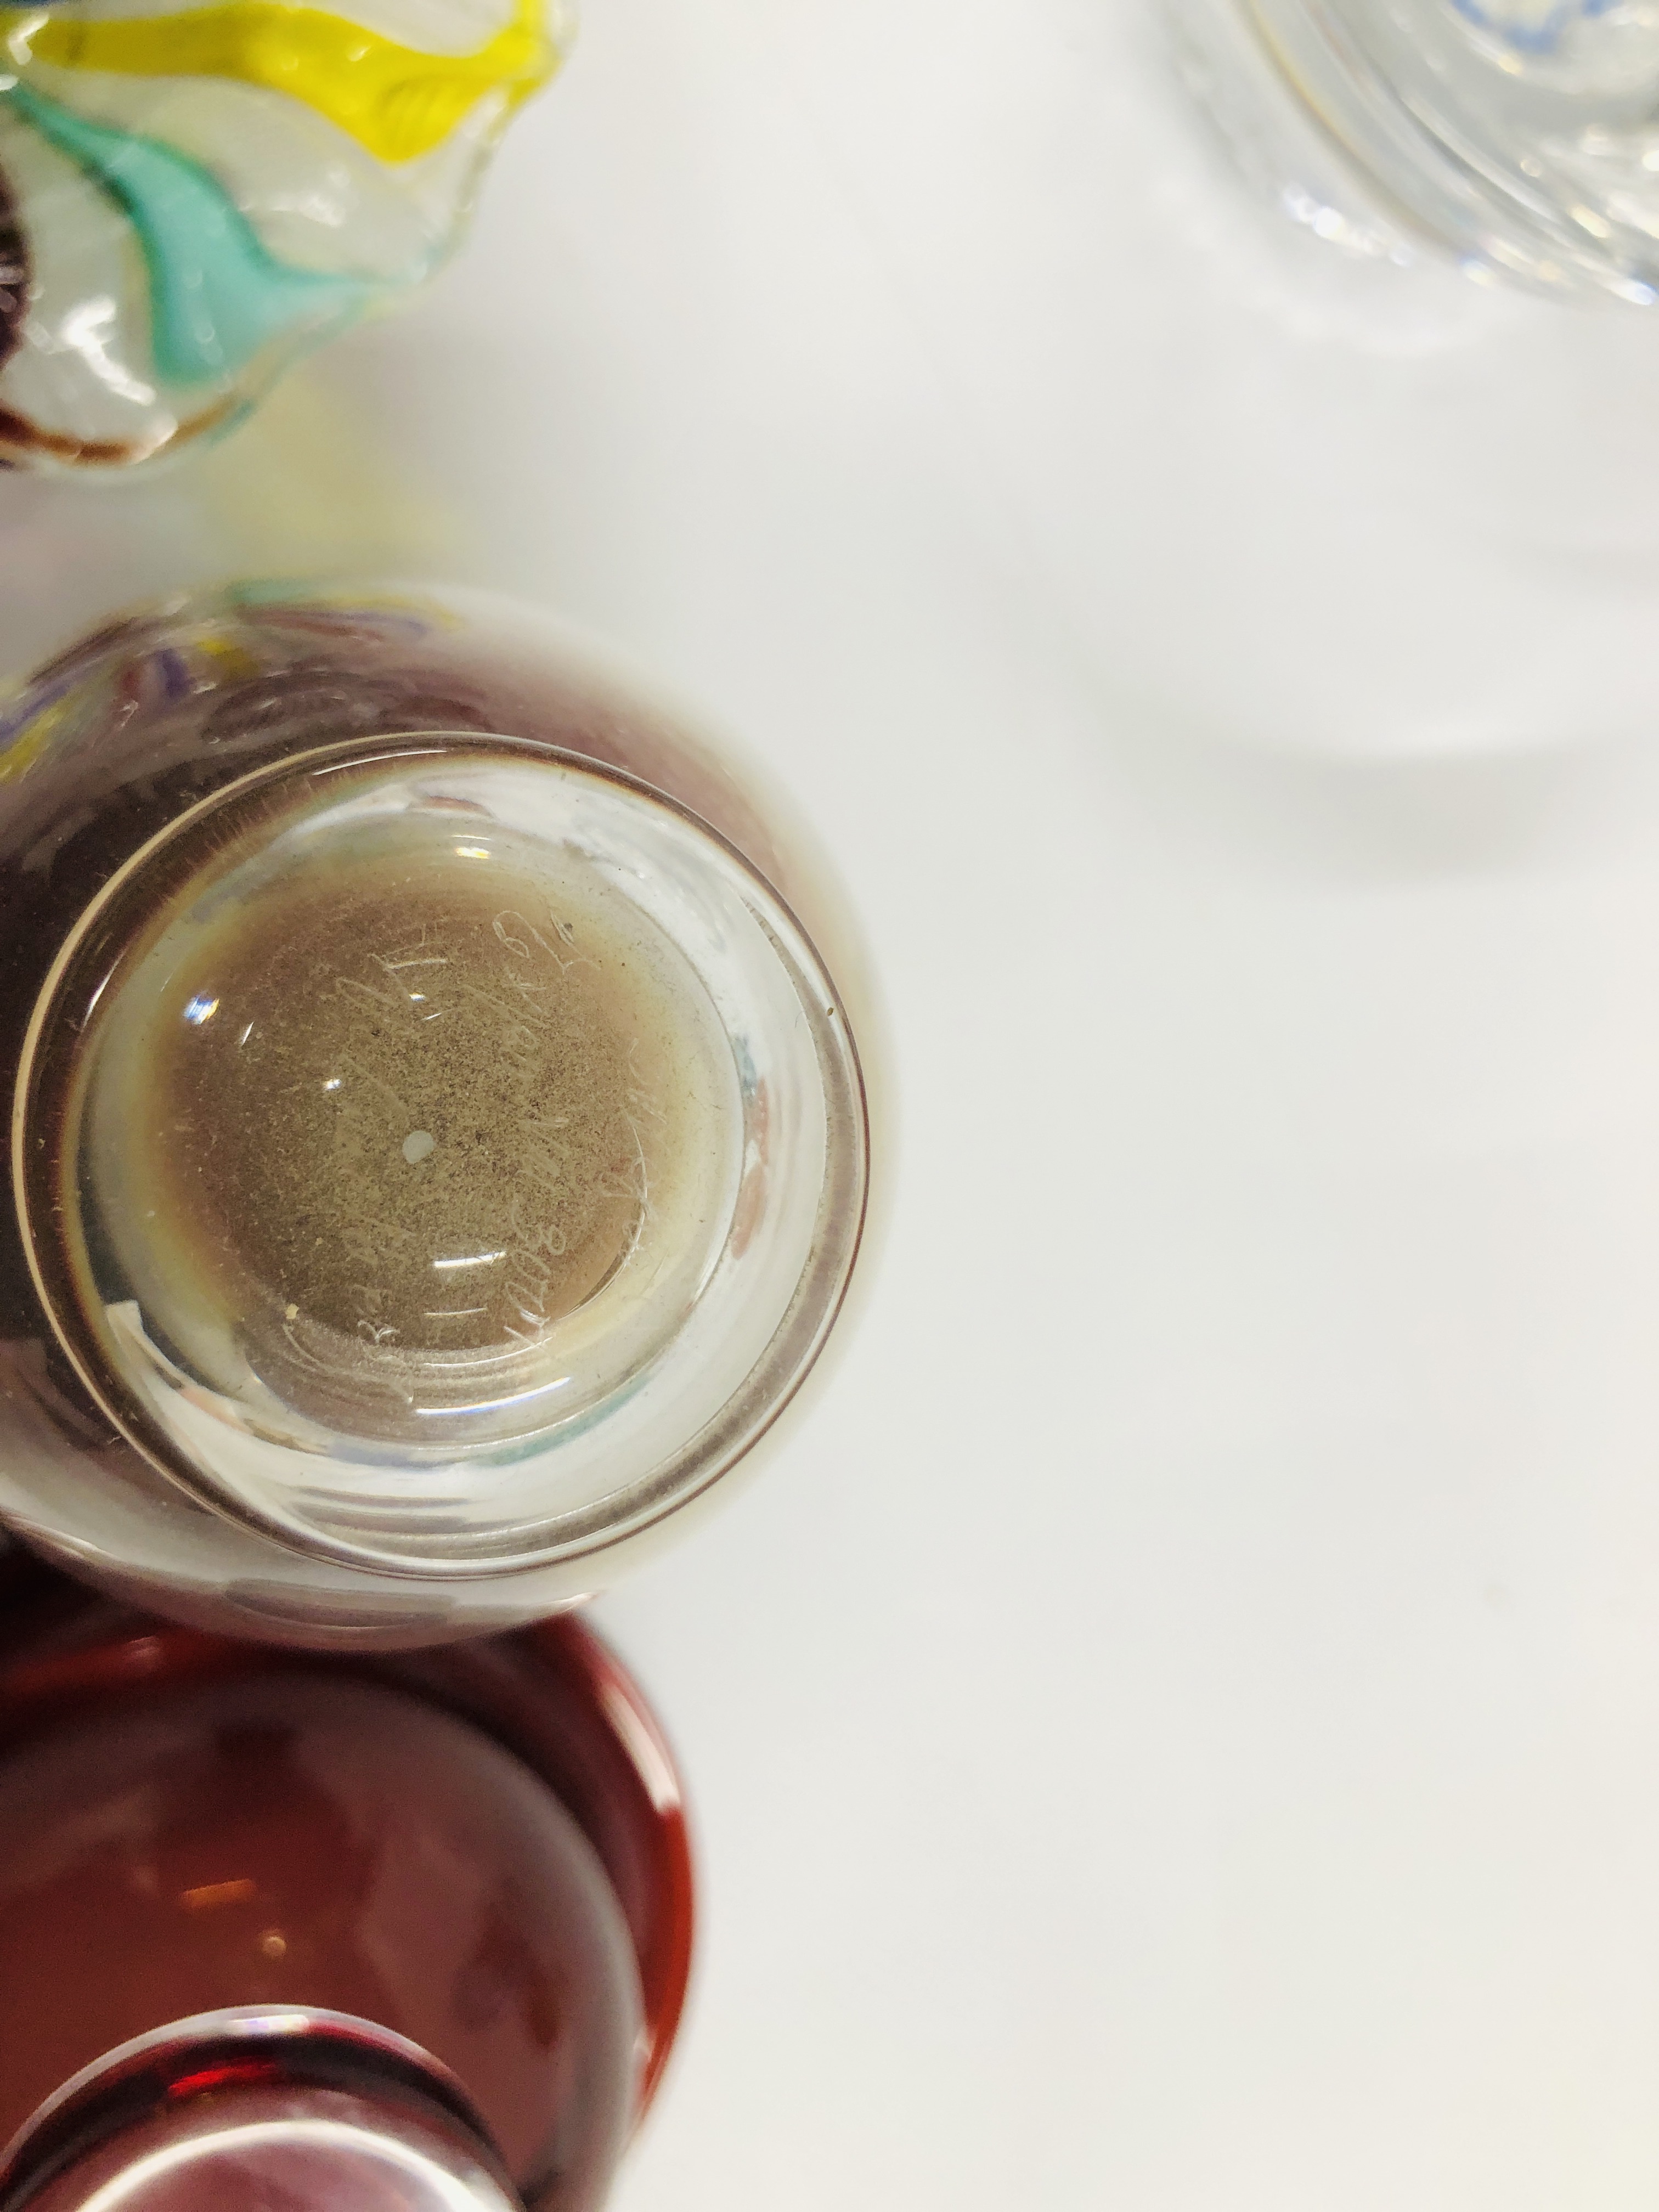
[8,4,1659,2207]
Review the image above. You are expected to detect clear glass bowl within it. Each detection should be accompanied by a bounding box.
[1167,0,1659,302]
[0,583,876,1645]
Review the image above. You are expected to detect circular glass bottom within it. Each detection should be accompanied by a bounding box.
[77,775,738,1451]
[15,735,864,1575]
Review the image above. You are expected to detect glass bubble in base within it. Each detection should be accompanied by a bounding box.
[0,585,874,1646]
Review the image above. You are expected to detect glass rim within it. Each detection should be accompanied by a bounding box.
[12,730,871,1582]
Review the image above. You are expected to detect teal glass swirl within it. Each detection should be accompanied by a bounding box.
[0,0,568,470]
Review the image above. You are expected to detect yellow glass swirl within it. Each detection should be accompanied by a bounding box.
[0,0,558,165]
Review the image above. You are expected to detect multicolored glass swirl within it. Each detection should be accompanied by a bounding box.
[0,0,567,469]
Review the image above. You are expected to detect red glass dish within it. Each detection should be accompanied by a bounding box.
[0,1555,693,2207]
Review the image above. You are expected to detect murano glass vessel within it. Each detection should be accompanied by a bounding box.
[0,0,569,468]
[0,584,874,1645]
[0,1551,693,2212]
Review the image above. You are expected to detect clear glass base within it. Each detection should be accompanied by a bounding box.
[1165,0,1659,301]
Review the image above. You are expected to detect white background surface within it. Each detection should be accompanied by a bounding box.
[9,4,1659,2205]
